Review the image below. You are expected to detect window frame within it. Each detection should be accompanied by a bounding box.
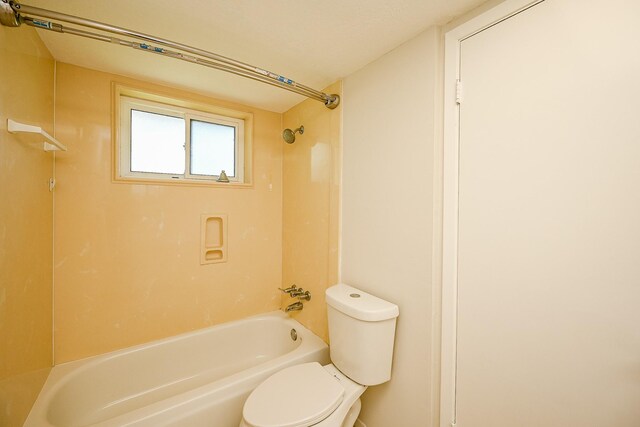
[114,85,252,186]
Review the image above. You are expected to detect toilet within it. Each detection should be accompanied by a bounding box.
[240,283,399,427]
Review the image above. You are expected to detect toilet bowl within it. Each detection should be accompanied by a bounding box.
[240,284,399,427]
[240,363,365,427]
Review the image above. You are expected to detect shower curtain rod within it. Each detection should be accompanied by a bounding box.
[0,0,340,109]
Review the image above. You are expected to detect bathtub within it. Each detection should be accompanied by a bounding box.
[25,311,329,427]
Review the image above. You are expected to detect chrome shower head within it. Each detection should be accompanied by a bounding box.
[282,125,304,144]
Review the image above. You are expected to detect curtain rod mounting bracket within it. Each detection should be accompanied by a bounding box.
[325,95,340,110]
[0,0,21,27]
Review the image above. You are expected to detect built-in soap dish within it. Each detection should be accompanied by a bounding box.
[200,214,227,264]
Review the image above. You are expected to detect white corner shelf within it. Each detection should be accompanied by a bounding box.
[7,118,67,152]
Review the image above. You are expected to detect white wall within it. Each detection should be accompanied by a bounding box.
[342,26,441,426]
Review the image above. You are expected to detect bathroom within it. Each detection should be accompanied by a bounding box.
[2,0,640,426]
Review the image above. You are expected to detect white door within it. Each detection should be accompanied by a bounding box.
[453,0,640,425]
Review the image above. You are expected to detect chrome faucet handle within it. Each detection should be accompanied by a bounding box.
[290,287,306,297]
[296,290,311,301]
[278,285,298,294]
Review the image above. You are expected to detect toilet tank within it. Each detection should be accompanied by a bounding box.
[325,284,399,386]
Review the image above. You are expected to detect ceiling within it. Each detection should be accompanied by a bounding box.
[24,0,486,112]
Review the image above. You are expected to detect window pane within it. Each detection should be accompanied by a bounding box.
[131,110,185,174]
[190,120,236,177]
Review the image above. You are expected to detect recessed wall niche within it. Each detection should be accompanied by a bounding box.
[200,214,228,264]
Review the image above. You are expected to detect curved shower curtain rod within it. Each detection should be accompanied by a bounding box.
[0,0,340,109]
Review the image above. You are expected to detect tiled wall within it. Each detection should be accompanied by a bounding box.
[0,25,55,426]
[53,64,285,362]
[281,81,342,342]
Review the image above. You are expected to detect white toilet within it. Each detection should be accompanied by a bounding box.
[240,283,399,427]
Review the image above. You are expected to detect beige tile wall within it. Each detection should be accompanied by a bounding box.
[0,25,55,426]
[53,63,284,362]
[281,82,342,342]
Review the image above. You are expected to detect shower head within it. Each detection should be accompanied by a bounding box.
[282,125,304,144]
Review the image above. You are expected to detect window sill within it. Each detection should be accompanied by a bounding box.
[113,175,253,189]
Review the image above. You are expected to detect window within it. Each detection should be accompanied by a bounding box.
[116,91,250,184]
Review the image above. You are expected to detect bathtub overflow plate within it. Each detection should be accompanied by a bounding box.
[290,328,298,341]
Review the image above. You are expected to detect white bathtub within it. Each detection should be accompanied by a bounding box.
[25,311,329,427]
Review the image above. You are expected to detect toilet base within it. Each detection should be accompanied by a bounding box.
[340,398,361,427]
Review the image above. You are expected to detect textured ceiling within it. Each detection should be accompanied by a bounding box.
[23,0,486,112]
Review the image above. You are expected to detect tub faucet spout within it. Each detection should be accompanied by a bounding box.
[285,302,304,312]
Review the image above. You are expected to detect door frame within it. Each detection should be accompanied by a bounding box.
[440,1,545,426]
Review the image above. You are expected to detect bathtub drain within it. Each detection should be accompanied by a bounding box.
[290,329,298,341]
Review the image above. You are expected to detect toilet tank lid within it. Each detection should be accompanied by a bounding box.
[326,284,399,321]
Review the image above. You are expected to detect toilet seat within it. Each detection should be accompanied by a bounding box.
[242,362,345,427]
